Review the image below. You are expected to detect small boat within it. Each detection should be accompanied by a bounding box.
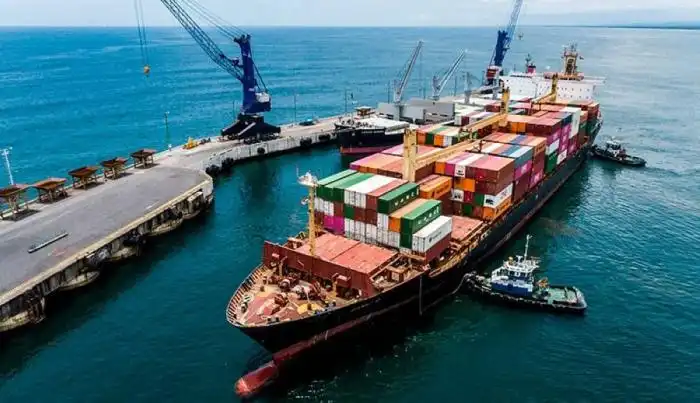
[591,138,646,166]
[465,235,587,315]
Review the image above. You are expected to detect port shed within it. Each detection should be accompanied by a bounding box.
[0,184,31,220]
[100,157,128,179]
[32,178,68,203]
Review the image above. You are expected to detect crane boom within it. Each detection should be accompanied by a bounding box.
[486,0,524,85]
[394,41,424,104]
[412,88,511,170]
[156,0,270,115]
[432,50,467,100]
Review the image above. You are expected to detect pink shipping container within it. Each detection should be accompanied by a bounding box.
[529,168,544,189]
[568,140,578,155]
[333,216,345,234]
[323,215,334,230]
[559,137,568,153]
[514,159,532,181]
[562,124,572,139]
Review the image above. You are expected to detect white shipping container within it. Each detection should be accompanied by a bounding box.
[314,197,321,213]
[365,224,378,240]
[412,216,453,253]
[350,175,395,208]
[389,232,400,249]
[547,139,560,155]
[326,201,334,217]
[377,213,389,230]
[562,106,582,132]
[451,188,465,202]
[557,149,568,165]
[483,184,513,208]
[344,218,353,233]
[570,125,579,139]
[482,143,502,154]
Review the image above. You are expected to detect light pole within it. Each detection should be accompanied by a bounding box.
[1,147,14,185]
[164,112,171,152]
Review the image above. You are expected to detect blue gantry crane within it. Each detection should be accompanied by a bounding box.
[136,0,279,139]
[484,0,524,86]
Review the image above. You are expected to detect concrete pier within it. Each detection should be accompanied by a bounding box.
[0,116,340,333]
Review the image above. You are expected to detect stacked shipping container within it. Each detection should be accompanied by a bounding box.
[310,99,596,269]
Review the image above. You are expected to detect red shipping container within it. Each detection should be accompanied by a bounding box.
[333,202,343,217]
[471,205,484,219]
[512,172,531,203]
[475,176,512,195]
[366,179,407,211]
[353,206,367,223]
[533,155,545,174]
[366,209,378,226]
[418,234,451,263]
[471,154,515,183]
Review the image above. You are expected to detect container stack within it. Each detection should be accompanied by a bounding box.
[482,133,547,190]
[416,124,462,147]
[436,152,515,221]
[503,114,570,173]
[417,174,453,214]
[350,153,433,181]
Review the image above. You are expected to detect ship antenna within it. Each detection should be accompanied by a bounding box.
[298,171,319,256]
[524,234,531,261]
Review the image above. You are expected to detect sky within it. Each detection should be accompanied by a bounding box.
[0,0,699,27]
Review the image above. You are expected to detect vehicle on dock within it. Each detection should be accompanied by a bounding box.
[226,44,603,355]
[591,138,646,167]
[464,235,587,314]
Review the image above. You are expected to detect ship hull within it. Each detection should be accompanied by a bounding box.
[237,127,601,352]
[336,125,403,156]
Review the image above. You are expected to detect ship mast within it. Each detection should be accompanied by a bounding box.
[298,172,319,256]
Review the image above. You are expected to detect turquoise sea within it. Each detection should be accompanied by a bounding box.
[1,26,699,402]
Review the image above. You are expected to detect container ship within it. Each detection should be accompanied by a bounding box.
[226,46,604,353]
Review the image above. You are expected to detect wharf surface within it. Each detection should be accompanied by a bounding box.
[0,116,340,332]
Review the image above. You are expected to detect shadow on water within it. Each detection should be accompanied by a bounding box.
[0,212,212,379]
[249,313,443,401]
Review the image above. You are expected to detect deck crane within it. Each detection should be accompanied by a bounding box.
[485,0,524,86]
[137,0,279,139]
[431,50,467,100]
[401,86,512,182]
[393,41,424,105]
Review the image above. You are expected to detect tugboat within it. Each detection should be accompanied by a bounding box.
[465,235,587,315]
[591,138,646,167]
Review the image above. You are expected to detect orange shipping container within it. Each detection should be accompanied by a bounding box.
[453,177,476,192]
[420,176,452,200]
[388,199,426,232]
[482,198,512,221]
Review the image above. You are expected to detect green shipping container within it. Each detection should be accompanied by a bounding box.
[425,132,434,146]
[545,153,558,173]
[472,193,485,207]
[317,169,357,200]
[328,173,372,202]
[400,232,413,249]
[377,183,419,214]
[343,204,355,219]
[461,203,473,216]
[400,199,442,235]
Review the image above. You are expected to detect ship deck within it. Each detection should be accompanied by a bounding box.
[233,266,353,326]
